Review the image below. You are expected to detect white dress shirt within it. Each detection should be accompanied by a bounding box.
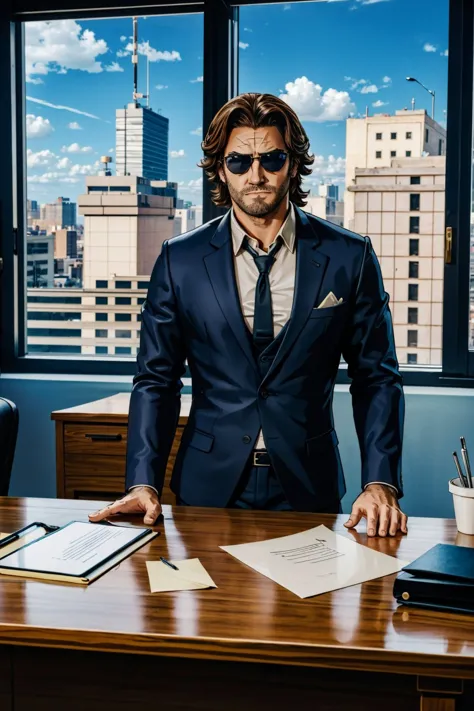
[130,203,397,497]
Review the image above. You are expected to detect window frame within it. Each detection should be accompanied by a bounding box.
[1,0,474,387]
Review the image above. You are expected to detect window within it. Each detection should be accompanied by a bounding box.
[390,151,396,157]
[95,329,108,338]
[375,151,382,159]
[27,311,81,321]
[95,346,108,354]
[406,151,412,157]
[28,328,81,338]
[408,307,418,324]
[409,239,419,256]
[116,329,132,339]
[406,132,412,139]
[391,132,397,139]
[407,354,418,365]
[137,297,146,306]
[409,261,419,279]
[407,330,418,347]
[438,138,443,155]
[21,13,204,364]
[410,194,420,211]
[425,128,429,142]
[410,176,421,185]
[409,284,419,301]
[376,132,382,140]
[29,345,81,354]
[116,346,132,355]
[409,216,420,234]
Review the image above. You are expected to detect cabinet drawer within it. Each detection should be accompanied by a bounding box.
[64,423,128,456]
[65,454,125,499]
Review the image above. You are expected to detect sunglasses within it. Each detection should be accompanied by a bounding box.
[224,150,288,175]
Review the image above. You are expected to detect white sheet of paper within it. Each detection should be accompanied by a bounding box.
[0,522,148,576]
[146,558,217,593]
[220,525,407,599]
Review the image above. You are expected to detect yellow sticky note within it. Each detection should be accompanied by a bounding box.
[146,558,217,593]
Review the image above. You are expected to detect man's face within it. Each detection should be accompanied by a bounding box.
[218,126,296,217]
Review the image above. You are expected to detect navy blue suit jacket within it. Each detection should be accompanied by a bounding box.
[125,204,405,511]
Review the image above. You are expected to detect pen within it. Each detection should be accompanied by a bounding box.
[460,437,473,488]
[453,451,468,488]
[160,556,179,570]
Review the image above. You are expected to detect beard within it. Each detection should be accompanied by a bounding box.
[227,174,291,218]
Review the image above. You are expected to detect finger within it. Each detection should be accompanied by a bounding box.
[366,506,379,537]
[344,506,363,528]
[378,505,391,537]
[400,513,408,534]
[144,502,161,525]
[389,509,400,536]
[88,498,128,521]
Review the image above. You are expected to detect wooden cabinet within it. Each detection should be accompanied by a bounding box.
[52,393,191,504]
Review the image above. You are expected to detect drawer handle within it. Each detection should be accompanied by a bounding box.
[85,433,123,442]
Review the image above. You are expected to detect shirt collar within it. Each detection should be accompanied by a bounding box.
[230,202,296,256]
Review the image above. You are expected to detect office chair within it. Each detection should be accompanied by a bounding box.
[0,397,19,495]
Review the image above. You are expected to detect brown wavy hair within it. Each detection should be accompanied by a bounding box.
[198,93,314,208]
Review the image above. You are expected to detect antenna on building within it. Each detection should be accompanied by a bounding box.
[365,105,369,118]
[411,97,416,111]
[132,16,148,106]
[100,155,113,176]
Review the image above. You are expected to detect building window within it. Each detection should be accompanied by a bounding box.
[137,297,146,306]
[137,281,150,290]
[406,151,412,157]
[95,346,108,354]
[116,313,132,322]
[376,132,382,140]
[409,216,420,234]
[375,151,382,159]
[27,311,81,321]
[409,261,419,279]
[116,329,132,339]
[95,280,108,288]
[116,346,132,355]
[27,242,49,255]
[425,128,429,142]
[95,329,108,338]
[95,297,107,305]
[407,330,418,347]
[109,186,131,192]
[438,138,443,155]
[408,307,418,324]
[28,345,81,354]
[410,193,420,211]
[27,328,81,338]
[116,297,131,305]
[115,280,131,289]
[95,313,108,322]
[410,176,421,185]
[408,284,419,301]
[409,239,419,256]
[391,132,397,139]
[390,151,396,157]
[27,296,81,304]
[406,131,412,139]
[137,313,142,322]
[407,354,418,365]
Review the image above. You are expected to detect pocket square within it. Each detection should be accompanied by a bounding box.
[316,291,344,309]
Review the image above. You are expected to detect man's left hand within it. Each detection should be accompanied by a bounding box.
[344,484,408,537]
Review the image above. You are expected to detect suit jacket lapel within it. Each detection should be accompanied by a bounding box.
[204,210,260,380]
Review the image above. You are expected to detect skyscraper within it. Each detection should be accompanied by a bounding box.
[115,103,169,181]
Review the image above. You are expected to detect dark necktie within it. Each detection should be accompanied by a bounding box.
[242,235,283,351]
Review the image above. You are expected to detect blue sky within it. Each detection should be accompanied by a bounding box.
[25,0,448,214]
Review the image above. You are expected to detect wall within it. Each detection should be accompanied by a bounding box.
[0,375,471,519]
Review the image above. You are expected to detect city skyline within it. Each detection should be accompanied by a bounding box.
[25,0,448,211]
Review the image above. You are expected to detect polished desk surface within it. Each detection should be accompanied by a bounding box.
[0,497,473,678]
[51,392,192,423]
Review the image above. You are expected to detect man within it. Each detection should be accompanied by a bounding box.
[89,92,407,538]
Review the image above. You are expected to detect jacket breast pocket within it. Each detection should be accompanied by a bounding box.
[305,428,339,456]
[188,428,214,453]
[308,302,348,319]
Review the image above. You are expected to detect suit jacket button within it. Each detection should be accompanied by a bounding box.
[261,389,269,398]
[242,435,251,444]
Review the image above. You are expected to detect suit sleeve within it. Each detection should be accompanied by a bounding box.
[341,236,405,498]
[125,239,187,496]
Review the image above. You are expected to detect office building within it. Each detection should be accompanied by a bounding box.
[78,174,179,288]
[115,103,169,181]
[347,155,445,366]
[39,196,77,230]
[305,188,344,227]
[54,229,78,259]
[174,206,197,235]
[26,232,55,288]
[344,109,446,232]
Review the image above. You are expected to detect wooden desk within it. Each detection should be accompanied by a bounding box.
[51,392,192,504]
[0,498,473,710]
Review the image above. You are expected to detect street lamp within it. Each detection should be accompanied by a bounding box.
[406,76,435,120]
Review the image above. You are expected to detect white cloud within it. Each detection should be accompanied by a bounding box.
[186,177,203,191]
[61,142,93,153]
[239,42,249,49]
[26,148,56,167]
[68,121,82,130]
[190,126,202,135]
[373,100,388,107]
[190,75,203,83]
[283,3,291,9]
[69,160,101,175]
[27,172,80,184]
[155,84,168,90]
[124,41,181,63]
[304,155,346,187]
[383,75,391,83]
[441,49,448,56]
[280,76,356,122]
[108,148,114,152]
[26,76,44,85]
[25,19,109,81]
[243,27,253,32]
[27,96,104,121]
[105,61,124,72]
[360,84,379,94]
[424,43,437,52]
[26,114,54,138]
[170,149,186,158]
[56,156,72,169]
[116,49,130,58]
[120,35,127,42]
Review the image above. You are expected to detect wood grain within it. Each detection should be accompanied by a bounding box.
[0,498,473,681]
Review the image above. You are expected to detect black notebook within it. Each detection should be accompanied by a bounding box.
[403,543,474,583]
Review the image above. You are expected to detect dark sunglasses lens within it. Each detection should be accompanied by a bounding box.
[225,154,252,174]
[260,152,287,171]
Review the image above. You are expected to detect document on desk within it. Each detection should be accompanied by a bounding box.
[220,525,407,598]
[146,559,217,593]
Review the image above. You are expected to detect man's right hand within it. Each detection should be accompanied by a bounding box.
[88,486,162,526]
